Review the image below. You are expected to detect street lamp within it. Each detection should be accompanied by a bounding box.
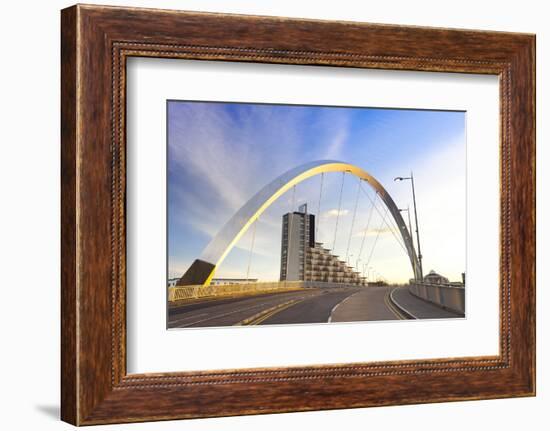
[394,172,423,280]
[362,264,372,282]
[398,206,415,253]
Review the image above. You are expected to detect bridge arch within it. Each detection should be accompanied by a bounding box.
[178,160,421,286]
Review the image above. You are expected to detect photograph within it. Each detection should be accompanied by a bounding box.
[166,100,466,328]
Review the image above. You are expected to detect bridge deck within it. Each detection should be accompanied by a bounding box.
[167,285,464,329]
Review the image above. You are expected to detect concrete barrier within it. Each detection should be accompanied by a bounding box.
[408,283,465,315]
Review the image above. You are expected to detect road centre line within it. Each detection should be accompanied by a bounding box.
[244,299,305,325]
[175,293,316,327]
[241,291,324,326]
[176,300,282,327]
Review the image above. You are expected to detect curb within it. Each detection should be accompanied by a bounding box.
[389,288,418,319]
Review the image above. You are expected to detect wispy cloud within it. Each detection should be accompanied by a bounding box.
[323,209,349,218]
[168,102,355,269]
[323,126,348,159]
[354,227,392,237]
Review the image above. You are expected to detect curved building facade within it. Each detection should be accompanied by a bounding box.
[280,206,364,285]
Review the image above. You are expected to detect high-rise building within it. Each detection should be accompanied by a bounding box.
[279,207,315,281]
[280,204,364,285]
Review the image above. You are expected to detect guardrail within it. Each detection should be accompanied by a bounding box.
[168,280,364,302]
[408,282,465,315]
[168,281,305,302]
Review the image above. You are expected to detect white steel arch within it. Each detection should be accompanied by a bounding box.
[177,160,420,286]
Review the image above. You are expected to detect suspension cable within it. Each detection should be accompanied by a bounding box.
[315,173,324,243]
[331,172,346,252]
[356,189,377,267]
[359,182,408,253]
[245,217,257,281]
[345,177,362,264]
[359,182,403,244]
[365,206,390,269]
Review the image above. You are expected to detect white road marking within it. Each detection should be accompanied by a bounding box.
[174,293,316,328]
[168,312,208,327]
[170,289,345,328]
[328,290,362,323]
[176,301,279,327]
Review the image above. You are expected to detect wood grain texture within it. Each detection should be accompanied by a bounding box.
[60,4,535,425]
[60,5,78,425]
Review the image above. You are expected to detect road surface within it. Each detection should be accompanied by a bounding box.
[166,285,435,328]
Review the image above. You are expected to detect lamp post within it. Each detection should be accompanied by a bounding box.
[363,264,372,283]
[356,258,364,285]
[394,172,423,280]
[398,206,415,255]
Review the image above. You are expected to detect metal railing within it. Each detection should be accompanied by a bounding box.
[168,281,305,302]
[168,280,364,302]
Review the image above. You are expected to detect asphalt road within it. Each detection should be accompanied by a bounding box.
[167,285,412,328]
[259,288,361,325]
[329,285,408,322]
[168,289,326,328]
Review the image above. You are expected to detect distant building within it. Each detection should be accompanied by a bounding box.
[168,277,258,287]
[210,278,258,286]
[423,270,449,285]
[280,205,364,285]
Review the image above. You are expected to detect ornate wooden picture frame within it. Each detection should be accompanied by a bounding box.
[61,4,535,425]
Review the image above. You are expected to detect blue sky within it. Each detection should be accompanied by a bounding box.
[168,101,466,283]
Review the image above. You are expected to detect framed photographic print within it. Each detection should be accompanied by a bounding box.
[61,4,535,425]
[165,100,467,330]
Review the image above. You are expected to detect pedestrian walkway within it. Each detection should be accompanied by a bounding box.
[390,287,465,319]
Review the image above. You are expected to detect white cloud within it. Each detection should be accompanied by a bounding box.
[323,208,350,218]
[354,227,392,237]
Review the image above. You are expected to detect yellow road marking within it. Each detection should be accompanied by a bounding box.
[240,299,303,326]
[384,290,407,320]
[249,300,304,325]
